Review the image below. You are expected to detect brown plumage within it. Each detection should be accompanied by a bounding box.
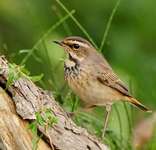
[54,36,151,137]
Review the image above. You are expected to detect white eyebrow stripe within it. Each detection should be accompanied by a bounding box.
[68,40,90,48]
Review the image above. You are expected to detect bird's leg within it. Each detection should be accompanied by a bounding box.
[102,104,112,138]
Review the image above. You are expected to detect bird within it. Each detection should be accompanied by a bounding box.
[54,36,151,138]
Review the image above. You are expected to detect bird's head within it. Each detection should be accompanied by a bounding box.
[54,36,94,63]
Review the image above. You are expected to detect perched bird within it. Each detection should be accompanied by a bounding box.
[54,36,151,137]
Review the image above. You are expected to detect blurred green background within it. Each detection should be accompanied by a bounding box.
[0,0,156,149]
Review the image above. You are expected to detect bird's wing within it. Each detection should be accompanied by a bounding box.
[97,63,130,96]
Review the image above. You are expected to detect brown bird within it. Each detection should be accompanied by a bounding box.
[54,36,151,137]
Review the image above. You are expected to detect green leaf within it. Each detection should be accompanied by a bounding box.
[44,109,58,126]
[28,122,37,135]
[19,49,31,54]
[29,73,44,82]
[19,65,30,76]
[6,71,15,89]
[6,63,20,89]
[45,108,52,117]
[49,117,58,126]
[35,112,45,126]
[32,135,40,150]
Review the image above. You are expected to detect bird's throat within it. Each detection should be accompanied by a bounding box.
[65,59,76,68]
[64,54,80,79]
[68,53,78,64]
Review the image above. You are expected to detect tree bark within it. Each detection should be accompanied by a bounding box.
[0,87,51,150]
[0,56,108,150]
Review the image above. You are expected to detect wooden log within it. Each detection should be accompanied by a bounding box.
[0,56,108,150]
[0,87,51,150]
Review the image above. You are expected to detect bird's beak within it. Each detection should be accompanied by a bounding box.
[53,40,63,46]
[53,40,69,54]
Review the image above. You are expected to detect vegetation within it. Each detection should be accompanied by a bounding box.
[0,0,156,149]
[5,63,43,89]
[28,108,58,150]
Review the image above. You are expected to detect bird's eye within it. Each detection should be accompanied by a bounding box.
[73,44,80,49]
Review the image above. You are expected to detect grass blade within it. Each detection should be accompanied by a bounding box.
[52,5,72,35]
[114,105,123,143]
[123,102,132,136]
[100,0,121,52]
[20,9,75,65]
[56,0,98,49]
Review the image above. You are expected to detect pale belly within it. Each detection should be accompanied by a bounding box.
[67,73,121,107]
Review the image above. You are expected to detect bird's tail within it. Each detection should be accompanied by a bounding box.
[127,97,152,112]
